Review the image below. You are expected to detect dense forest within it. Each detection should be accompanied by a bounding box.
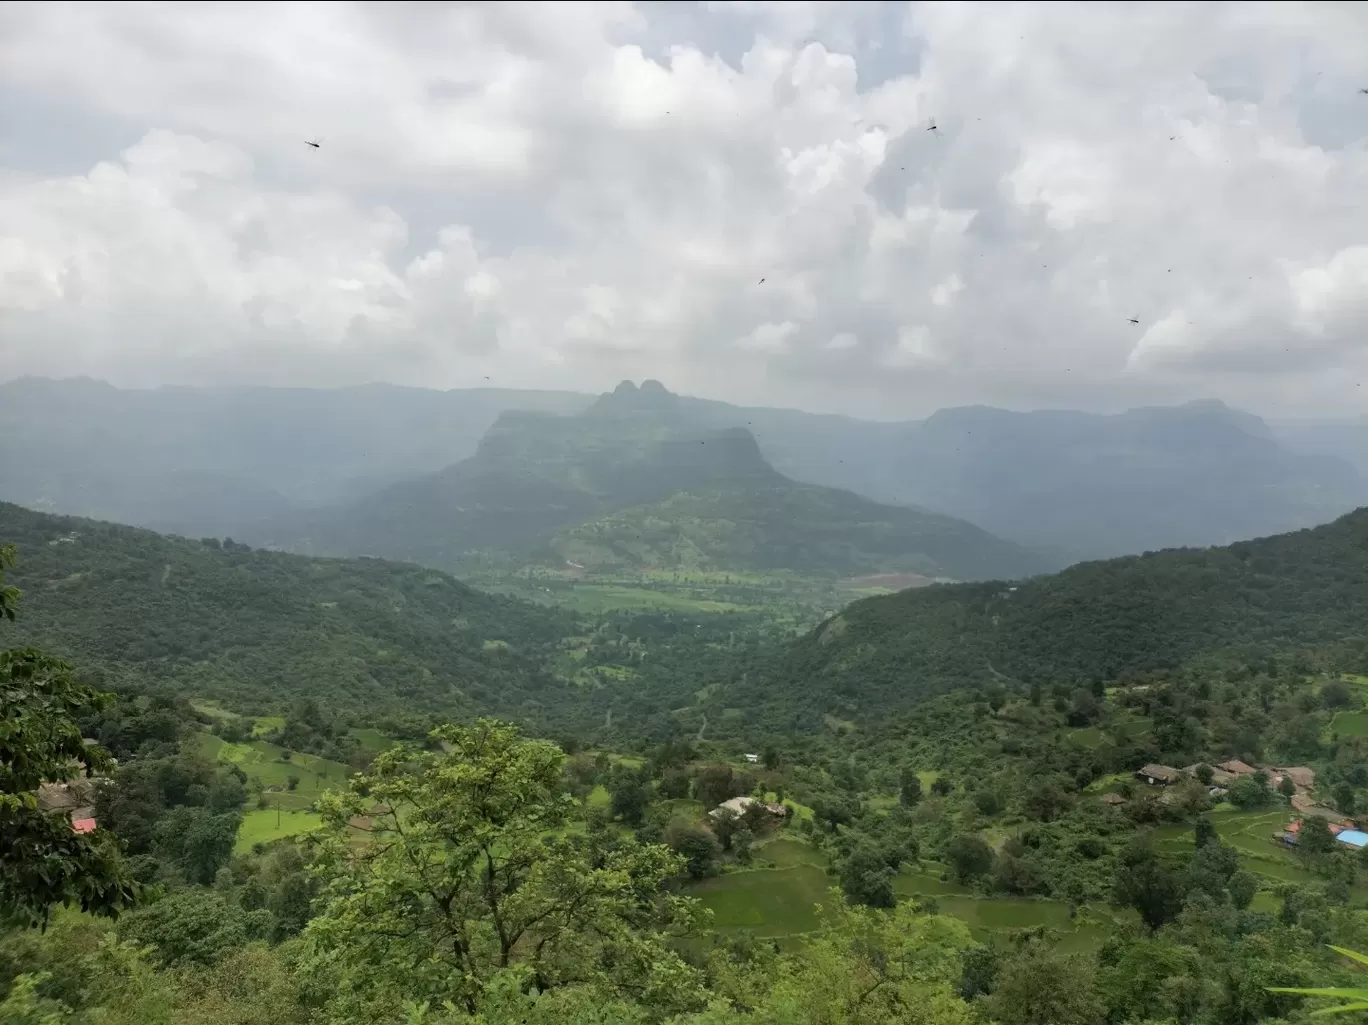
[746,507,1368,726]
[10,555,1368,1023]
[0,501,577,724]
[0,502,790,746]
[7,447,1368,1023]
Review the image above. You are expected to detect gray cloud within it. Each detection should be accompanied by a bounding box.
[1,1,1366,419]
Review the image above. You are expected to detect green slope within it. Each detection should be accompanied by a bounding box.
[0,501,576,722]
[552,480,1050,580]
[745,506,1368,723]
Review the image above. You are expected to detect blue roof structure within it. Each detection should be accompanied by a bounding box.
[1336,830,1368,849]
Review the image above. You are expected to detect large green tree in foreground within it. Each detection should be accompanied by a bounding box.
[304,719,706,1021]
[0,543,137,927]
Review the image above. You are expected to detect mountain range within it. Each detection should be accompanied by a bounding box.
[2,375,1363,564]
[246,380,1051,582]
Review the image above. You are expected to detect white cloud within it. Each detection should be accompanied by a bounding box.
[736,321,799,354]
[886,324,939,367]
[929,274,964,308]
[1,2,1367,416]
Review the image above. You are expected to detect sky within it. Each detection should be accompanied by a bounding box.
[1,2,1367,421]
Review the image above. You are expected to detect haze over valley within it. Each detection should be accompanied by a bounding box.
[4,375,1364,576]
[5,3,1368,1024]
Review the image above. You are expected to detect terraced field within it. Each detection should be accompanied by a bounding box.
[235,808,324,855]
[689,838,1135,949]
[191,732,349,828]
[1331,711,1368,739]
[1152,807,1359,890]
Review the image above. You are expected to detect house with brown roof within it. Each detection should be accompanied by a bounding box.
[1289,793,1343,819]
[1217,759,1257,777]
[1100,792,1127,806]
[1136,764,1182,786]
[36,777,101,819]
[1184,764,1237,786]
[1273,766,1316,791]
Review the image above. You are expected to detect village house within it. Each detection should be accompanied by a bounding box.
[1290,792,1319,815]
[1100,792,1127,806]
[743,753,760,764]
[34,739,110,834]
[1272,766,1316,792]
[1184,763,1237,786]
[1338,830,1368,851]
[1282,817,1358,846]
[708,795,787,821]
[1135,763,1182,786]
[1217,759,1258,777]
[36,775,105,834]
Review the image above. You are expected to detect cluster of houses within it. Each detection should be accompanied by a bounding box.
[35,738,108,835]
[1125,758,1368,851]
[37,775,102,834]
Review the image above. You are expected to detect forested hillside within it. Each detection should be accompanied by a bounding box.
[746,507,1368,725]
[0,502,578,724]
[552,478,1046,579]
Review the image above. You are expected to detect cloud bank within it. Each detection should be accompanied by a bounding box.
[2,1,1366,417]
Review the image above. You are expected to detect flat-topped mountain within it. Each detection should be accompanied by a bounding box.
[248,382,1052,582]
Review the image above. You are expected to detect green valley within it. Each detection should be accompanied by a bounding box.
[7,400,1368,1025]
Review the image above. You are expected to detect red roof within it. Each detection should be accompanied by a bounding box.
[71,818,97,834]
[1287,817,1352,836]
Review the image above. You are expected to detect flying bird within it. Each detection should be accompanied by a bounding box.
[1127,318,1140,325]
[304,137,322,149]
[1360,87,1368,94]
[927,122,939,132]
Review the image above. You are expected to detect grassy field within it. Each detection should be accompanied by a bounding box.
[191,732,349,847]
[587,785,612,810]
[234,808,323,855]
[1067,726,1106,749]
[1151,806,1362,891]
[691,838,1133,949]
[760,839,828,869]
[350,728,395,753]
[471,564,866,630]
[192,733,349,790]
[189,700,239,723]
[250,715,287,738]
[690,865,833,936]
[1331,711,1368,739]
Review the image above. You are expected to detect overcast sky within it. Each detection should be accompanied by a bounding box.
[2,2,1367,419]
